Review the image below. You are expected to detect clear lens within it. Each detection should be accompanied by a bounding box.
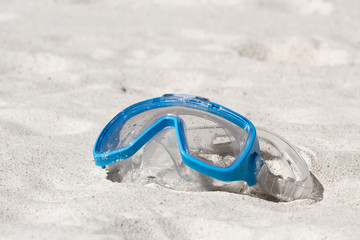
[181,114,245,168]
[99,106,248,168]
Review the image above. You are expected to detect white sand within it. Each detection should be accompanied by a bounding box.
[0,0,359,239]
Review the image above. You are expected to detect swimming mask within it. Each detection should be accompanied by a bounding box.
[93,94,313,201]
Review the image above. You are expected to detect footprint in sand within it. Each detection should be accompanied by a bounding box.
[0,108,94,136]
[236,37,355,66]
[0,51,69,75]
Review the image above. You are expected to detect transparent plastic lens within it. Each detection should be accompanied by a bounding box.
[99,106,248,168]
[182,115,241,168]
[109,126,248,193]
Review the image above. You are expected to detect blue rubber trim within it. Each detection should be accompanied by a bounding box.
[93,95,261,185]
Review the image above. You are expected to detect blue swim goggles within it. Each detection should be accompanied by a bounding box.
[93,94,313,201]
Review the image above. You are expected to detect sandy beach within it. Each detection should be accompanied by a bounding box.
[0,0,359,239]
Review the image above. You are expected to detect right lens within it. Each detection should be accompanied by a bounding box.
[181,114,247,168]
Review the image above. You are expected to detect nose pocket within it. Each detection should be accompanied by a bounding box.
[142,127,194,181]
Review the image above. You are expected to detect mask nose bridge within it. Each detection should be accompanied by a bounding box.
[142,117,194,180]
[125,114,187,153]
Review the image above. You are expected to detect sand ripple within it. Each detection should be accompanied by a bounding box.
[0,52,69,75]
